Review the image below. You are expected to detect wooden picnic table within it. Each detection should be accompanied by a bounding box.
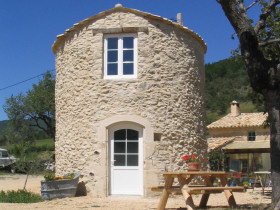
[152,171,244,210]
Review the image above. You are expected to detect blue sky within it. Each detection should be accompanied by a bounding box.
[0,0,260,121]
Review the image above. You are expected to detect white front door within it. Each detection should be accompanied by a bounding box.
[110,124,143,195]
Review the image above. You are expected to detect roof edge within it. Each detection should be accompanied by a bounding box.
[52,6,207,54]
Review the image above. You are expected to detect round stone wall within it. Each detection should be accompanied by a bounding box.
[54,9,208,197]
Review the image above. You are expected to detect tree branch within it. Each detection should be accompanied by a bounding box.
[28,115,48,134]
[259,38,280,47]
[246,0,259,11]
[254,0,280,34]
[218,0,272,92]
[38,114,55,139]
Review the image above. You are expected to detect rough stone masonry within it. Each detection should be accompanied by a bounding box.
[53,5,208,197]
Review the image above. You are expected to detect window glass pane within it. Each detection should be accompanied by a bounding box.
[108,51,118,62]
[127,129,138,140]
[2,151,8,158]
[107,64,118,75]
[114,142,125,153]
[114,129,126,140]
[127,155,138,166]
[108,38,118,49]
[127,142,138,153]
[114,155,125,166]
[123,37,134,48]
[123,50,134,62]
[248,131,256,141]
[123,63,134,75]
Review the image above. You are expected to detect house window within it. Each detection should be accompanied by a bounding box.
[248,131,256,141]
[104,34,137,79]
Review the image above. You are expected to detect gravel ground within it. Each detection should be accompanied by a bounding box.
[0,174,272,210]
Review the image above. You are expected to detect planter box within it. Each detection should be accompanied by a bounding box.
[41,172,80,200]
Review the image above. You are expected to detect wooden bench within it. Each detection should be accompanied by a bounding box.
[187,186,245,194]
[151,186,245,195]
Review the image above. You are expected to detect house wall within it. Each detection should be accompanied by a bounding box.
[208,127,270,141]
[54,10,207,197]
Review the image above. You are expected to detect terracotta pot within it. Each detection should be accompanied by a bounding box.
[188,162,200,171]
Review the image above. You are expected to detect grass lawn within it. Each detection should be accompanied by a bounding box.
[1,139,54,151]
[34,139,54,147]
[0,169,13,176]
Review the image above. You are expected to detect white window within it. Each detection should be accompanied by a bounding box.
[104,34,137,79]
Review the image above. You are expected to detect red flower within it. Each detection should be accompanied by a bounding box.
[183,154,197,162]
[183,155,189,161]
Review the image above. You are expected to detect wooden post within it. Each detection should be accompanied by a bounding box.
[199,175,215,208]
[157,175,174,210]
[178,175,196,210]
[219,174,237,207]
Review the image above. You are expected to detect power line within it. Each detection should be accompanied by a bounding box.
[0,70,55,92]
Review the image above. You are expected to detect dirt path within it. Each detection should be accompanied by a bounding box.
[0,174,272,210]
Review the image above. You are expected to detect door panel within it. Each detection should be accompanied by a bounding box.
[110,125,143,195]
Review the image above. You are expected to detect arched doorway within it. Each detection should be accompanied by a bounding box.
[109,123,143,195]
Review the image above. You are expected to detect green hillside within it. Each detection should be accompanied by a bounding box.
[0,119,50,146]
[205,56,265,124]
[0,120,8,133]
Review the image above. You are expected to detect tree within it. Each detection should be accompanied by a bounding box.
[216,0,280,205]
[3,71,55,140]
[5,114,46,191]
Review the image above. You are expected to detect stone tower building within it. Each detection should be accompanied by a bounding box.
[53,4,208,197]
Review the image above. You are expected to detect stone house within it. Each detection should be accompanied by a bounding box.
[53,4,208,197]
[208,101,270,173]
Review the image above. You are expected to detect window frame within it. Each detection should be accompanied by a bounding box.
[248,131,256,141]
[104,34,138,79]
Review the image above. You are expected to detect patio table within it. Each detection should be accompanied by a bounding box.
[152,171,244,210]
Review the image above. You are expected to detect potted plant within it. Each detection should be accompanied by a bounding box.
[183,154,199,171]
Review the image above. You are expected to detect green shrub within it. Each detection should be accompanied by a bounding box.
[0,190,43,203]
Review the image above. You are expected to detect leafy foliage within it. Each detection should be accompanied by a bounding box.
[0,190,42,203]
[43,172,75,181]
[3,71,55,140]
[258,0,280,60]
[209,149,226,171]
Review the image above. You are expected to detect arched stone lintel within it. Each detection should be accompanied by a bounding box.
[98,115,154,143]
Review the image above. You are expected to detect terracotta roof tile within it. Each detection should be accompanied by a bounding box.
[207,137,235,151]
[207,112,268,129]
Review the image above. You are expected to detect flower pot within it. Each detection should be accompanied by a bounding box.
[188,162,200,171]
